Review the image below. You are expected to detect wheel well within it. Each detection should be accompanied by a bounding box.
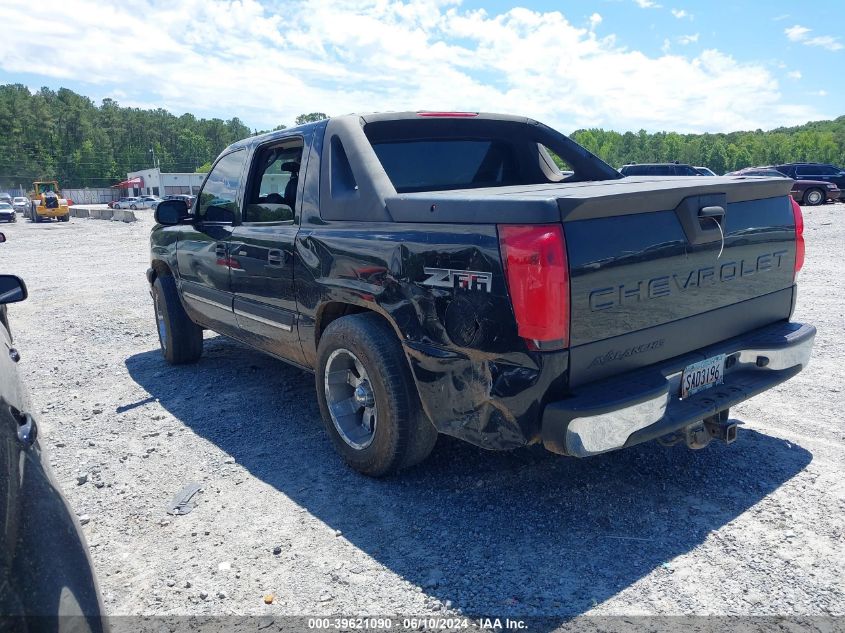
[315,302,373,346]
[150,260,173,282]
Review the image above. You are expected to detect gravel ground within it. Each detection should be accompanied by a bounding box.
[0,204,842,622]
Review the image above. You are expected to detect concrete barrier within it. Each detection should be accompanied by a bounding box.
[112,209,137,222]
[65,204,135,222]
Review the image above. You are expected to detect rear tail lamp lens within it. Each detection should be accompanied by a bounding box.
[498,224,569,348]
[790,197,805,276]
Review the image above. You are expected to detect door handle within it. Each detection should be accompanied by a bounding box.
[9,347,20,363]
[9,407,37,448]
[267,249,284,266]
[699,205,725,220]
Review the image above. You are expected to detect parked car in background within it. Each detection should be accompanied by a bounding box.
[0,203,16,223]
[0,194,11,205]
[0,233,106,628]
[151,194,195,211]
[12,197,29,213]
[727,166,840,206]
[114,196,141,209]
[620,162,702,176]
[132,196,162,210]
[775,163,845,192]
[694,166,717,176]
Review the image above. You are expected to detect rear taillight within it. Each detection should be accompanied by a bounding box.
[790,197,805,277]
[498,224,569,349]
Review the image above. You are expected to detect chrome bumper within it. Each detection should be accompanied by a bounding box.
[542,321,816,457]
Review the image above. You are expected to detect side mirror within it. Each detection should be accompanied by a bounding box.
[0,275,27,304]
[0,232,5,243]
[154,199,190,226]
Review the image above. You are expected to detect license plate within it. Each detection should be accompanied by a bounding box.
[681,354,726,399]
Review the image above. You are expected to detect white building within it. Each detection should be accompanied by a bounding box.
[120,168,206,197]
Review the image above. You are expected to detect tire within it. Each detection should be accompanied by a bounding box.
[130,204,137,210]
[151,275,203,364]
[60,214,69,222]
[803,188,824,206]
[316,313,437,477]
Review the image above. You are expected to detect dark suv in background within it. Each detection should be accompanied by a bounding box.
[619,162,702,176]
[726,167,840,206]
[775,163,845,191]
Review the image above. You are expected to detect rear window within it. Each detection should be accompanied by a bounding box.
[359,117,621,194]
[371,139,520,193]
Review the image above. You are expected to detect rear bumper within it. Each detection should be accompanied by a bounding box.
[35,208,68,218]
[542,321,815,457]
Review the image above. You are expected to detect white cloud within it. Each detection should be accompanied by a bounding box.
[804,35,844,52]
[589,13,602,30]
[633,0,661,8]
[785,25,811,41]
[818,90,828,97]
[787,70,802,80]
[785,24,844,51]
[670,9,690,19]
[0,0,827,133]
[772,14,790,22]
[677,33,699,45]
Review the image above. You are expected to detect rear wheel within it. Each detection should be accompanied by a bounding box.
[316,314,437,476]
[130,204,137,210]
[152,275,203,364]
[803,188,824,206]
[60,214,70,222]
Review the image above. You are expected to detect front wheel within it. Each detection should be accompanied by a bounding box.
[316,314,438,477]
[130,204,137,210]
[803,188,824,206]
[151,275,203,364]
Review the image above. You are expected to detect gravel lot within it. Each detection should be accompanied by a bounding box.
[1,204,842,622]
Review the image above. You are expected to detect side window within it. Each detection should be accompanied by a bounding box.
[243,140,304,223]
[197,150,247,223]
[795,165,812,177]
[539,145,573,178]
[815,165,837,176]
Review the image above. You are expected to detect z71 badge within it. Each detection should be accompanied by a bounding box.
[422,267,493,293]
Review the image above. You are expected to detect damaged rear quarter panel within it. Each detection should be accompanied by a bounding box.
[294,222,567,448]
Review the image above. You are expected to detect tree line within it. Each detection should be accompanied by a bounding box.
[0,83,328,189]
[569,119,845,175]
[1,82,843,188]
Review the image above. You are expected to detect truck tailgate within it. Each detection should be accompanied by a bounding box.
[561,176,798,386]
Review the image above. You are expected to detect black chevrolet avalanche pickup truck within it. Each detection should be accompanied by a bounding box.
[148,112,815,476]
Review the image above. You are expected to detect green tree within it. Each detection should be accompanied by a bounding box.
[295,112,328,125]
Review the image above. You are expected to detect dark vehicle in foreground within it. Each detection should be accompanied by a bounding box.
[775,162,845,192]
[0,203,15,223]
[148,112,814,476]
[0,233,105,627]
[727,167,840,206]
[620,162,702,176]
